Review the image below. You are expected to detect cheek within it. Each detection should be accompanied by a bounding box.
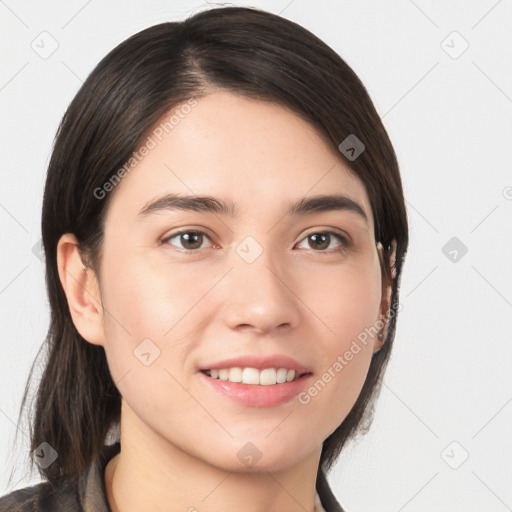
[297,344,374,443]
[97,254,168,374]
[299,258,382,344]
[100,252,203,338]
[293,262,382,436]
[97,255,199,421]
[98,252,217,387]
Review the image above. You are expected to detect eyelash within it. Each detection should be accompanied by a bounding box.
[161,229,350,255]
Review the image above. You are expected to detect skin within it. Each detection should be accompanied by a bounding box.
[57,90,392,512]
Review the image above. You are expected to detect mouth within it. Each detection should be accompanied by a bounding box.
[198,368,314,408]
[199,367,310,385]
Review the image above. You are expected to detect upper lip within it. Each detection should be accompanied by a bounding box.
[199,354,312,375]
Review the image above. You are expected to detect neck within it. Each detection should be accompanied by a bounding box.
[105,401,322,512]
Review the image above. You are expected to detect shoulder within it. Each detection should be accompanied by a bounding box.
[0,477,80,512]
[0,441,120,512]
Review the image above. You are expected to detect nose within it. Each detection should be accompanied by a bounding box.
[221,248,301,335]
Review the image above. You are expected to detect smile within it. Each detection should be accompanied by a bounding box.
[201,367,304,385]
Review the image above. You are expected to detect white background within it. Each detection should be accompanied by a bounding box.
[1,1,511,511]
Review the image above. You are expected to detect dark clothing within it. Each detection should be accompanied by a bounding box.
[0,442,120,512]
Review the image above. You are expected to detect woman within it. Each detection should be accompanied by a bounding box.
[0,6,408,512]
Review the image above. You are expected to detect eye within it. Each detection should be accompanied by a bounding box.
[162,230,213,252]
[161,229,350,254]
[295,231,349,253]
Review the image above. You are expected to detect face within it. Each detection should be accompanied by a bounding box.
[78,90,388,472]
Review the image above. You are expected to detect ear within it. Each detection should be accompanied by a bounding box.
[56,233,106,346]
[373,240,397,354]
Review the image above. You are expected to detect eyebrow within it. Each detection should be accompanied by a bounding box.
[137,193,368,224]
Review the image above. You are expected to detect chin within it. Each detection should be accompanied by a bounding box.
[203,443,310,474]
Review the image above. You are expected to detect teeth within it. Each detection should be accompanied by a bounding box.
[243,367,260,385]
[228,367,242,382]
[276,368,289,383]
[204,367,300,385]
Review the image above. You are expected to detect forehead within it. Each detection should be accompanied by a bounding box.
[104,90,373,228]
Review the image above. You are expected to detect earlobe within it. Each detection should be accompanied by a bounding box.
[56,233,106,346]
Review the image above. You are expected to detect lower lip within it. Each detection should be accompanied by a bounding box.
[198,371,313,408]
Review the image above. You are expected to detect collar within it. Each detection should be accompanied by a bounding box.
[78,441,120,512]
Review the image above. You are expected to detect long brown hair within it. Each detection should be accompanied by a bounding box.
[11,6,408,510]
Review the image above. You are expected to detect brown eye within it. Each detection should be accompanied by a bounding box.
[308,233,330,250]
[296,231,348,253]
[162,231,211,251]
